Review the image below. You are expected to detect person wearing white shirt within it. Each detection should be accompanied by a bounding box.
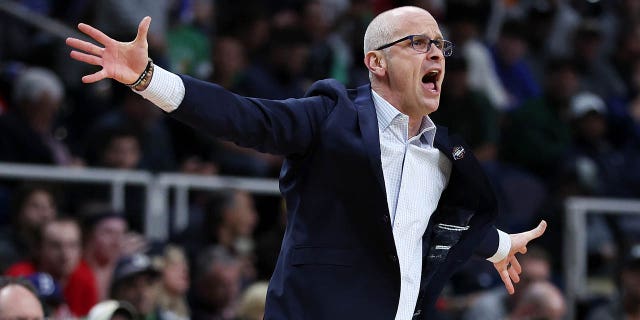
[67,6,546,319]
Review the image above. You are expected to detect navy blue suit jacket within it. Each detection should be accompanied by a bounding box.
[171,76,500,320]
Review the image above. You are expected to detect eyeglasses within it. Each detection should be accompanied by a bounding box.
[375,35,454,57]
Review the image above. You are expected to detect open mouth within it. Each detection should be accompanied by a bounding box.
[422,70,440,92]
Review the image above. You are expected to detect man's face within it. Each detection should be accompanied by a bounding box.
[226,191,258,237]
[90,217,127,263]
[19,190,56,231]
[39,221,81,280]
[378,10,446,117]
[113,274,158,315]
[103,136,140,169]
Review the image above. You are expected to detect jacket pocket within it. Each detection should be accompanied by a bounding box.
[290,247,355,267]
[426,223,469,265]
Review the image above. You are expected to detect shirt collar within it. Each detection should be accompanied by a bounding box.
[371,89,437,146]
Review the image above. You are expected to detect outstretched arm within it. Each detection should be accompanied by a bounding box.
[66,17,151,85]
[494,220,547,294]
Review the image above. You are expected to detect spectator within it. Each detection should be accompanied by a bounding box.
[166,0,214,79]
[570,20,626,103]
[4,217,98,316]
[491,19,542,111]
[191,247,242,320]
[152,244,190,320]
[446,2,509,110]
[563,91,640,198]
[0,183,57,273]
[462,246,555,320]
[25,272,74,318]
[0,276,44,319]
[89,88,176,172]
[177,189,258,284]
[0,67,78,165]
[587,243,640,320]
[508,281,566,320]
[81,210,142,301]
[87,300,137,320]
[500,58,580,182]
[110,253,162,320]
[86,125,142,169]
[236,281,269,320]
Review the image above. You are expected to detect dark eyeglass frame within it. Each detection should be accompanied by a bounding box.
[375,35,454,57]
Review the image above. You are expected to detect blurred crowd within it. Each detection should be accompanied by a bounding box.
[0,0,639,319]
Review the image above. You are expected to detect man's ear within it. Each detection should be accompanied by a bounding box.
[364,51,386,77]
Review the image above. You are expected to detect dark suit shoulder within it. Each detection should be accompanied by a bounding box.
[304,79,350,102]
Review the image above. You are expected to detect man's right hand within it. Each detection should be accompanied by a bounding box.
[66,17,151,84]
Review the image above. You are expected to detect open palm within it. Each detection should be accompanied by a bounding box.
[66,17,151,84]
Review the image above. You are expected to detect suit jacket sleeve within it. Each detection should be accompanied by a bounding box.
[170,75,337,156]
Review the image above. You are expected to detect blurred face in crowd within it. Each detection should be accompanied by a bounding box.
[39,220,81,280]
[498,34,527,66]
[548,66,579,103]
[102,136,141,169]
[366,7,446,118]
[162,249,190,295]
[224,191,258,237]
[18,189,56,231]
[89,217,127,264]
[23,92,62,134]
[514,255,550,293]
[112,274,158,315]
[199,262,242,310]
[214,37,247,78]
[0,284,44,319]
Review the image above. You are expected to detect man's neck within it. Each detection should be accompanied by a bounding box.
[371,87,424,138]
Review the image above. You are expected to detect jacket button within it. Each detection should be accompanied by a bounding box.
[382,215,389,223]
[389,254,397,262]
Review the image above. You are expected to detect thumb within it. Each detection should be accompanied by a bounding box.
[134,16,151,43]
[527,220,547,240]
[512,220,547,254]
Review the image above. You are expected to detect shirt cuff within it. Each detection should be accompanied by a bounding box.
[486,229,511,263]
[133,64,185,113]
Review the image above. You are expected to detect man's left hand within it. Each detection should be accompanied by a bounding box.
[494,220,547,294]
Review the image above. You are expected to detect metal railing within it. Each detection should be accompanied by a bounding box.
[149,173,280,240]
[0,162,153,215]
[0,162,281,240]
[564,196,640,320]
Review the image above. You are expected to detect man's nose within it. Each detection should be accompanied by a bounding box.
[427,46,444,61]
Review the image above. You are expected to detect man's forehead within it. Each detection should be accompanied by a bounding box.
[393,11,441,37]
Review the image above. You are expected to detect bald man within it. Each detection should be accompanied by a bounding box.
[67,6,546,320]
[0,277,45,319]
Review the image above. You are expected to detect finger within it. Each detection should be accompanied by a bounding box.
[500,268,515,295]
[81,69,107,83]
[78,22,113,45]
[508,264,520,283]
[510,255,522,274]
[66,37,104,56]
[70,51,102,66]
[134,16,151,43]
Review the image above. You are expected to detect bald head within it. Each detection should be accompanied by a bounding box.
[0,283,44,319]
[363,6,437,54]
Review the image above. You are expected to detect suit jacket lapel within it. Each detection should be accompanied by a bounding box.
[355,84,386,196]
